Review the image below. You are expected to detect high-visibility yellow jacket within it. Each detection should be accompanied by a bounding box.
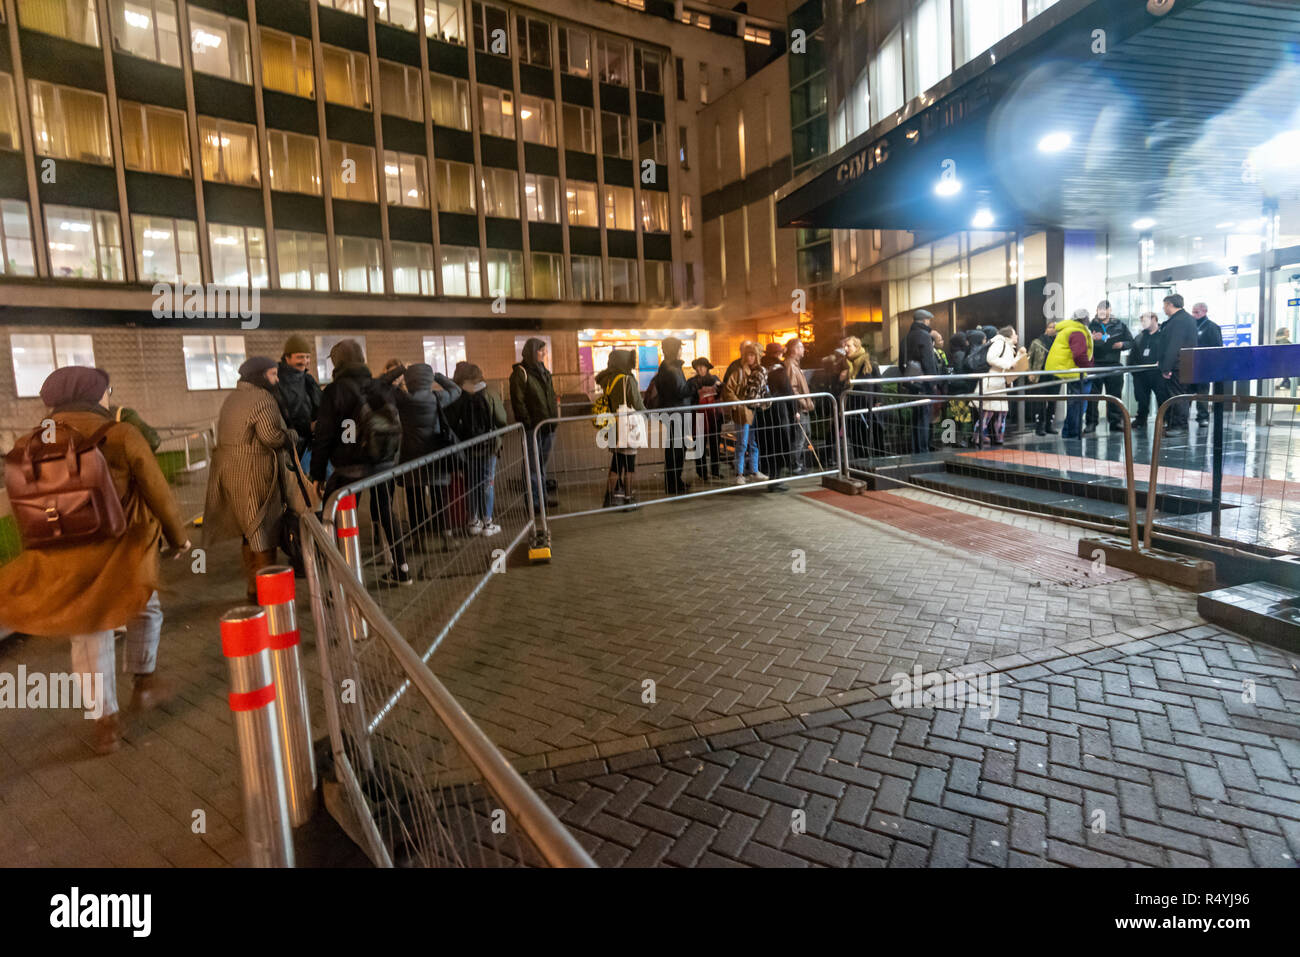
[1044,319,1094,380]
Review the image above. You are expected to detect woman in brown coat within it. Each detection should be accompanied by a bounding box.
[0,367,189,754]
[203,357,294,601]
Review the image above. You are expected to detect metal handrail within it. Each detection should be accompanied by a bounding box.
[848,363,1156,389]
[299,503,594,868]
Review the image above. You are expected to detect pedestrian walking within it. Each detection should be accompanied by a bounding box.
[203,356,296,601]
[1046,309,1096,439]
[0,366,190,754]
[510,337,559,513]
[720,340,769,484]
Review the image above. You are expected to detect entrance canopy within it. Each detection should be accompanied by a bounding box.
[776,0,1300,239]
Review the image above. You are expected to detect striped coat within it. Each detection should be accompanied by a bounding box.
[203,381,289,551]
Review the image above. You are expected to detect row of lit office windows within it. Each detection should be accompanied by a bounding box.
[14,0,667,94]
[0,198,671,303]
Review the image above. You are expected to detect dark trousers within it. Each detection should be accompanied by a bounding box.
[1099,372,1126,426]
[789,412,808,472]
[325,471,407,570]
[1155,374,1189,429]
[1132,371,1157,422]
[692,413,721,477]
[912,395,934,453]
[1031,378,1059,430]
[1192,383,1211,422]
[756,406,791,477]
[1062,379,1091,438]
[663,416,687,493]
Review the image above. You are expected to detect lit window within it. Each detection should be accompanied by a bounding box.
[524,173,559,223]
[315,333,366,382]
[471,1,509,55]
[392,240,435,295]
[519,95,555,147]
[109,0,180,66]
[909,0,953,98]
[611,0,644,10]
[17,0,99,47]
[45,205,123,281]
[276,229,328,290]
[595,36,628,86]
[422,335,466,376]
[479,85,515,139]
[440,245,480,297]
[634,47,662,94]
[336,235,383,293]
[610,257,638,302]
[481,167,518,218]
[323,44,371,109]
[378,60,422,122]
[486,248,523,299]
[430,74,471,130]
[515,14,550,68]
[189,8,251,83]
[640,191,669,233]
[0,200,37,276]
[435,158,476,213]
[569,254,601,300]
[957,0,1021,66]
[182,334,244,391]
[383,150,428,207]
[637,118,666,166]
[372,0,418,31]
[424,0,465,45]
[0,74,17,151]
[603,185,634,232]
[678,124,688,167]
[318,0,365,16]
[260,27,315,98]
[267,129,321,195]
[563,103,595,153]
[601,111,631,159]
[208,222,267,287]
[870,26,904,125]
[680,11,710,30]
[645,260,671,305]
[742,26,771,46]
[329,140,377,202]
[199,116,259,186]
[28,80,112,165]
[120,101,190,176]
[559,27,589,78]
[566,182,597,228]
[11,333,96,398]
[132,213,199,282]
[681,194,694,236]
[530,252,562,299]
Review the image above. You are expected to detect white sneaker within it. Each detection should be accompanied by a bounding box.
[751,471,769,481]
[467,519,484,536]
[482,522,501,537]
[735,475,747,486]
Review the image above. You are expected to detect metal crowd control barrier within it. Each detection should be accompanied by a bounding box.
[1144,393,1300,556]
[840,380,1141,551]
[530,391,842,534]
[220,605,295,868]
[154,424,213,528]
[299,499,594,868]
[256,566,317,828]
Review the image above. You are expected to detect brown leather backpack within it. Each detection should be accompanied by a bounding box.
[4,421,127,548]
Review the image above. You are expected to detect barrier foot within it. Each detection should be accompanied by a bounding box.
[822,475,868,495]
[1078,536,1216,590]
[529,528,552,563]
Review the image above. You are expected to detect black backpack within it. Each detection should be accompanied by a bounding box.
[357,380,402,464]
[454,389,494,439]
[966,342,991,374]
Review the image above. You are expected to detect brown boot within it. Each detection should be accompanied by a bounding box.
[91,713,124,755]
[241,543,257,602]
[129,672,178,713]
[247,548,277,603]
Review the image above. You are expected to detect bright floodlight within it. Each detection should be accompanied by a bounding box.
[971,208,995,229]
[1037,131,1072,153]
[934,178,962,197]
[1132,217,1156,230]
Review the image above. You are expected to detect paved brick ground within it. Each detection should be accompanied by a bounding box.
[526,627,1300,868]
[437,487,1201,762]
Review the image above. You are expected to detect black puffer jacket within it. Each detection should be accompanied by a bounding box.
[276,361,321,455]
[310,362,392,483]
[381,362,462,463]
[650,358,689,409]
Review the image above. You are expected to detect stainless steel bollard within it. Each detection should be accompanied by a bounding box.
[256,566,317,828]
[334,493,368,642]
[220,606,295,868]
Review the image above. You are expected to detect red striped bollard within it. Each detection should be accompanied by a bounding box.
[334,493,368,642]
[256,566,317,827]
[220,606,295,867]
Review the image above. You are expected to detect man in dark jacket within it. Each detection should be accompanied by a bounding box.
[380,362,461,544]
[276,334,322,461]
[758,341,793,490]
[310,339,411,586]
[1191,302,1223,424]
[900,309,939,453]
[1156,293,1198,434]
[509,337,558,511]
[1086,301,1134,431]
[683,357,723,481]
[650,336,691,494]
[1127,311,1162,428]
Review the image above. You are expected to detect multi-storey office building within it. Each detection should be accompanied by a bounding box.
[0,0,785,425]
[770,0,1300,364]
